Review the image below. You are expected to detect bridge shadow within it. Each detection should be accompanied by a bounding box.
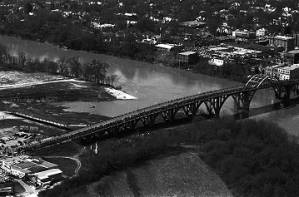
[79,97,299,146]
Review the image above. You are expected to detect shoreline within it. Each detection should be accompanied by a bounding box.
[104,87,137,100]
[0,33,244,84]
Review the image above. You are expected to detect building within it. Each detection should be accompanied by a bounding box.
[11,161,35,178]
[232,29,256,39]
[1,156,58,179]
[0,182,14,196]
[29,169,63,187]
[294,34,299,47]
[277,64,299,80]
[265,64,285,78]
[208,58,224,67]
[256,28,267,37]
[269,35,295,52]
[155,43,183,53]
[180,20,206,28]
[285,50,299,64]
[177,51,198,66]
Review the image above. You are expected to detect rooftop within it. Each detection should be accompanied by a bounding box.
[275,35,294,40]
[13,161,35,170]
[288,50,299,54]
[281,64,299,70]
[180,20,206,27]
[155,43,181,50]
[179,51,197,56]
[34,169,62,180]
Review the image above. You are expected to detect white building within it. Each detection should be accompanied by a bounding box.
[278,64,299,80]
[209,58,224,67]
[155,43,182,52]
[256,28,267,37]
[30,169,63,187]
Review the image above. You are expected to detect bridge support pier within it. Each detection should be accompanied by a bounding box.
[232,92,253,118]
[141,114,157,128]
[204,96,228,118]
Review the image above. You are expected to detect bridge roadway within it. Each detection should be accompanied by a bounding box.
[21,78,299,151]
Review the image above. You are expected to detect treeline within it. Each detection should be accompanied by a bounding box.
[0,9,157,63]
[0,45,118,87]
[39,119,299,197]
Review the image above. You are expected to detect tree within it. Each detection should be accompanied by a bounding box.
[24,2,33,14]
[67,57,82,78]
[58,57,69,76]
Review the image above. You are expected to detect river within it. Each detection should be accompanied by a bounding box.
[0,35,299,136]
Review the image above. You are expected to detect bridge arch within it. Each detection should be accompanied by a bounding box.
[245,74,282,101]
[245,74,280,89]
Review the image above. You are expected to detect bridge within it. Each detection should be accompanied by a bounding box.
[19,75,299,152]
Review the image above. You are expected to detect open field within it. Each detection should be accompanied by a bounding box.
[0,71,113,132]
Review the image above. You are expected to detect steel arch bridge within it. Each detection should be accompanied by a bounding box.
[245,74,279,88]
[18,75,299,152]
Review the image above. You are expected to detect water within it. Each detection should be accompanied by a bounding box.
[1,35,299,136]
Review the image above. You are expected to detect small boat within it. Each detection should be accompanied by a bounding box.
[90,106,95,108]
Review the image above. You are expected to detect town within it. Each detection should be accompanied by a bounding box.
[0,0,298,196]
[0,0,299,81]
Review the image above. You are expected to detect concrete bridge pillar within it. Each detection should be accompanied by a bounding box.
[182,102,201,119]
[141,114,157,128]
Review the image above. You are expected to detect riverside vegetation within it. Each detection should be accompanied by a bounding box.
[0,44,118,87]
[39,119,299,197]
